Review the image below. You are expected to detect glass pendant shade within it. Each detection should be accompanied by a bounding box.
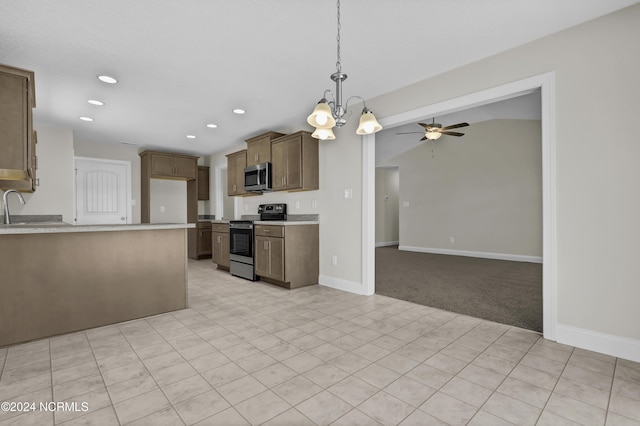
[356,110,383,135]
[425,131,442,140]
[307,101,336,129]
[311,127,336,140]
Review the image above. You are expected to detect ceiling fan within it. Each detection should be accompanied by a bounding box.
[397,118,469,140]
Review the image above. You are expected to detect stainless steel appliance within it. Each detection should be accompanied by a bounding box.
[229,220,256,280]
[258,203,287,221]
[229,203,287,281]
[244,162,272,192]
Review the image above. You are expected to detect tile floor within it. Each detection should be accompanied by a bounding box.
[1,260,639,425]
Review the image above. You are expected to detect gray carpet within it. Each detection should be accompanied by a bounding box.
[375,246,542,332]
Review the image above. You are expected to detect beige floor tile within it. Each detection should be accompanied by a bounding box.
[101,360,148,386]
[467,410,515,426]
[509,364,559,391]
[353,363,401,389]
[554,376,610,409]
[536,411,582,425]
[329,409,383,425]
[568,352,616,377]
[273,375,323,406]
[0,373,50,401]
[481,392,541,426]
[251,363,298,388]
[420,391,478,425]
[604,412,640,426]
[424,353,469,375]
[219,342,260,361]
[303,364,350,388]
[1,360,50,386]
[608,392,640,422]
[234,390,290,425]
[235,352,277,373]
[307,342,347,361]
[217,375,267,405]
[162,375,212,405]
[192,407,249,425]
[398,409,447,426]
[456,364,505,390]
[405,363,453,390]
[328,376,378,407]
[150,362,198,387]
[54,387,112,424]
[351,343,392,363]
[263,340,304,361]
[281,352,324,374]
[61,406,120,426]
[53,373,105,401]
[143,351,184,372]
[328,352,371,375]
[173,389,230,426]
[51,361,98,386]
[376,353,420,375]
[200,363,247,388]
[0,387,51,423]
[544,392,606,425]
[114,389,171,424]
[613,377,640,402]
[384,376,437,408]
[562,364,615,391]
[440,376,492,408]
[296,390,352,426]
[107,373,158,404]
[358,391,415,425]
[0,410,54,426]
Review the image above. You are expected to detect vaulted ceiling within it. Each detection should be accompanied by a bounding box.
[0,1,635,156]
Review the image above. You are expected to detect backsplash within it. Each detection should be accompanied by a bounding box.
[2,214,63,224]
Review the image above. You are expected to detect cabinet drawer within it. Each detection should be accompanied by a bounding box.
[198,221,212,230]
[211,223,229,233]
[254,225,284,238]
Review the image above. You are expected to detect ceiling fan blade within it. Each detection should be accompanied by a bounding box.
[418,122,431,129]
[396,132,425,135]
[420,136,428,141]
[441,131,465,137]
[442,122,469,130]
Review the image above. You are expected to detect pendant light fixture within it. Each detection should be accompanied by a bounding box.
[307,0,382,140]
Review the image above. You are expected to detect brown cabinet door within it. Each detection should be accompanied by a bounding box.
[219,232,230,267]
[199,227,212,256]
[226,151,247,196]
[198,166,210,200]
[174,157,196,179]
[150,154,175,176]
[284,137,302,189]
[246,136,273,166]
[268,237,285,281]
[271,141,287,191]
[254,236,270,277]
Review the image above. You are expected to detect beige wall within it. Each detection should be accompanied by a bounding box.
[4,124,74,223]
[343,5,639,341]
[375,167,399,245]
[149,180,187,223]
[384,119,542,258]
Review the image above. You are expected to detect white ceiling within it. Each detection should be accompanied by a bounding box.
[0,1,635,156]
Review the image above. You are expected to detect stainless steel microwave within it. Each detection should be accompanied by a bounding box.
[244,162,272,192]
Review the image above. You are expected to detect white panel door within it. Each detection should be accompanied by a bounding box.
[75,158,131,225]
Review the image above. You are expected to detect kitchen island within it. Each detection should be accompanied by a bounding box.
[0,223,194,347]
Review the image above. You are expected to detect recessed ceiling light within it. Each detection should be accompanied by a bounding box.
[233,109,246,115]
[79,116,94,122]
[97,75,118,84]
[206,123,218,128]
[88,99,105,106]
[186,135,196,139]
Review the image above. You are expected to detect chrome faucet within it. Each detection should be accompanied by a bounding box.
[2,189,26,224]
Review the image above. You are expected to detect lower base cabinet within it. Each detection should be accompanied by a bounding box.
[212,223,230,270]
[254,224,318,289]
[189,222,212,260]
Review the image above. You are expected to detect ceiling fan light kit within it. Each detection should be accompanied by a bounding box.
[307,0,382,140]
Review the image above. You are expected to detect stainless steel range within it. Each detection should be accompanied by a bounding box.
[229,203,287,281]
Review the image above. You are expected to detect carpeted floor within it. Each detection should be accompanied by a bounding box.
[375,246,543,332]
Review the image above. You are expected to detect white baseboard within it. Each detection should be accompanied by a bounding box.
[375,241,399,248]
[398,245,543,264]
[319,275,365,295]
[556,324,640,363]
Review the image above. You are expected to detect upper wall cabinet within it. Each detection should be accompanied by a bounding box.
[0,64,37,192]
[245,131,285,167]
[198,166,210,200]
[226,150,247,196]
[143,151,197,180]
[271,131,318,192]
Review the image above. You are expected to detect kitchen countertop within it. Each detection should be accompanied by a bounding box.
[254,221,319,226]
[0,223,195,235]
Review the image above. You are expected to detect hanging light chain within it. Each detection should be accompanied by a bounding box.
[336,0,341,72]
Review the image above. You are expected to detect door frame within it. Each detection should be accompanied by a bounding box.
[362,72,557,341]
[74,156,132,225]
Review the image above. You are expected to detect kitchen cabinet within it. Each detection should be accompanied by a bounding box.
[226,150,247,196]
[271,131,318,192]
[245,131,285,167]
[211,223,230,270]
[189,222,212,259]
[139,150,199,224]
[198,166,210,200]
[144,151,197,180]
[254,224,319,289]
[0,64,37,192]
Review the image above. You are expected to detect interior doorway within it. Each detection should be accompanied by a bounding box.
[74,157,132,225]
[362,72,557,340]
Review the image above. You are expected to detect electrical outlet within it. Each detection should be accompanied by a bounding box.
[450,237,455,243]
[344,189,353,199]
[160,206,165,213]
[295,201,300,209]
[402,201,410,207]
[331,255,338,266]
[312,200,317,209]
